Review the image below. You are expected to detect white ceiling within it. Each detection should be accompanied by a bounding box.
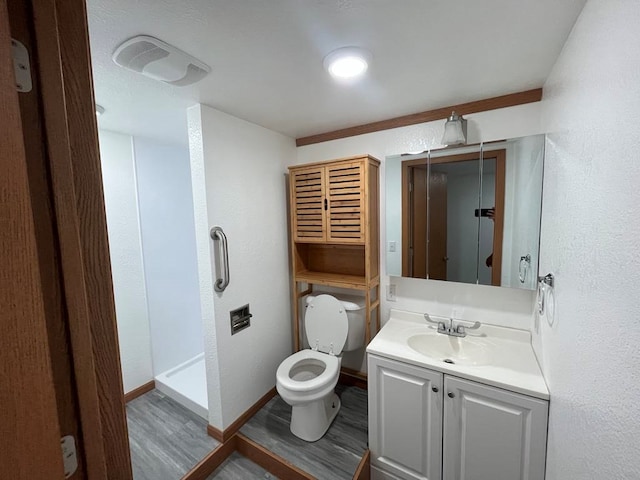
[88,0,586,146]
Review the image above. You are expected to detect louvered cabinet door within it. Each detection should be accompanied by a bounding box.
[291,166,326,242]
[326,161,365,243]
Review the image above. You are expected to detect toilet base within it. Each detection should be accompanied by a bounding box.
[290,392,341,442]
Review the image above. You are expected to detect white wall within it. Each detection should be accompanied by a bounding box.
[187,107,223,428]
[536,1,640,478]
[98,130,154,393]
[133,137,203,375]
[188,104,297,429]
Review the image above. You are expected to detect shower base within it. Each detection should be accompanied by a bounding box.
[155,353,208,420]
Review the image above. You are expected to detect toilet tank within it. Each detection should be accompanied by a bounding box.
[305,293,366,351]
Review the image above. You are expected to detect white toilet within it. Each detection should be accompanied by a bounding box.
[276,293,365,442]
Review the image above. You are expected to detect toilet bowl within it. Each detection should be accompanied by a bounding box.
[276,293,365,442]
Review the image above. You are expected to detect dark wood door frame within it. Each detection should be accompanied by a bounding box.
[401,156,429,277]
[487,149,506,286]
[401,149,506,285]
[0,1,65,476]
[4,0,132,477]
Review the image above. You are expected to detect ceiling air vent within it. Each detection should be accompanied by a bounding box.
[112,35,210,86]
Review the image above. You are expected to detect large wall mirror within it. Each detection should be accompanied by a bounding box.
[386,134,544,290]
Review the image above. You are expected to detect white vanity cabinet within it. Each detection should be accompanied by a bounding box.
[368,354,549,480]
[368,354,444,480]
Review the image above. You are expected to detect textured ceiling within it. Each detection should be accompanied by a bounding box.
[88,0,586,145]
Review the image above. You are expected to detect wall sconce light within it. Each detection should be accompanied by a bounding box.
[441,111,467,146]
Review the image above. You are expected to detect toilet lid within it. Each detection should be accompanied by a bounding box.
[305,294,348,355]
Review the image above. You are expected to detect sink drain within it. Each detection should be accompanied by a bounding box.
[443,358,455,364]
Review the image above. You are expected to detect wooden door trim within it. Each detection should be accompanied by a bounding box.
[489,150,506,286]
[0,1,65,476]
[29,0,132,477]
[353,449,371,480]
[401,160,412,276]
[235,434,316,480]
[7,1,90,476]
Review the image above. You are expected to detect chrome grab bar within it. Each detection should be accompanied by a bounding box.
[210,226,230,292]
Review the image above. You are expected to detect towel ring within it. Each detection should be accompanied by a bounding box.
[519,254,531,283]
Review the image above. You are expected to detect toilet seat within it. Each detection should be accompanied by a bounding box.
[305,294,348,355]
[276,349,339,392]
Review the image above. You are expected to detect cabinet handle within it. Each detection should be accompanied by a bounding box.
[324,198,328,211]
[432,386,439,393]
[447,392,455,398]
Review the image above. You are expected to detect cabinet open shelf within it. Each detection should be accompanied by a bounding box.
[295,270,371,290]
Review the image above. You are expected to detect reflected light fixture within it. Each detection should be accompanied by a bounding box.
[441,111,467,146]
[323,47,371,80]
[401,150,428,156]
[96,104,105,117]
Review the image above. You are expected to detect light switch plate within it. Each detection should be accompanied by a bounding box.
[386,284,397,302]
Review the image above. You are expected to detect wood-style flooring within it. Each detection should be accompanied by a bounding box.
[126,389,219,479]
[240,384,368,480]
[126,384,368,479]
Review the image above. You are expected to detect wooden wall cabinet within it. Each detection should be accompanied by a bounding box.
[368,354,549,480]
[289,155,380,353]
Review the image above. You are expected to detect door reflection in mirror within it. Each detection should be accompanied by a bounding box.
[402,149,505,285]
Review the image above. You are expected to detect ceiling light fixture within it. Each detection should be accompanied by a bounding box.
[441,111,467,146]
[96,104,105,117]
[323,47,371,80]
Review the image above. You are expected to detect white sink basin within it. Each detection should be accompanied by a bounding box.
[407,333,492,366]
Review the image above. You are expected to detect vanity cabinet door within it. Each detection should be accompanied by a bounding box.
[369,354,443,480]
[443,376,548,480]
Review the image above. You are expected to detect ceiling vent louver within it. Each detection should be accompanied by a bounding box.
[112,35,210,86]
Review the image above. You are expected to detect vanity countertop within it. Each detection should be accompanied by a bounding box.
[367,309,549,400]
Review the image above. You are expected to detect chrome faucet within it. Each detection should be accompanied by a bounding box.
[424,313,481,338]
